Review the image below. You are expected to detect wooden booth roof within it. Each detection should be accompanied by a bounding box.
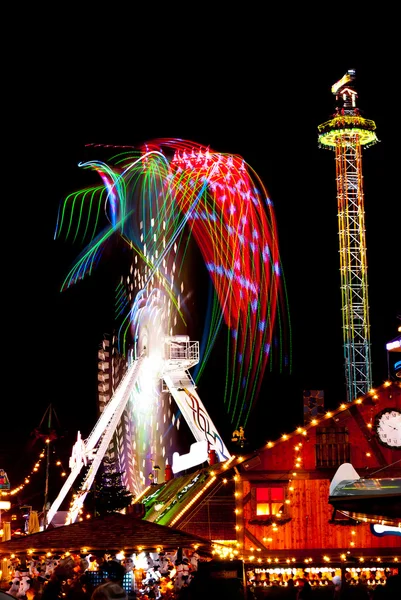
[234,380,401,478]
[0,512,215,556]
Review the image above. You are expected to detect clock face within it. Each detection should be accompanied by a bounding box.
[374,408,401,449]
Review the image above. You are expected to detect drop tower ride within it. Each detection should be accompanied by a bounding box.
[318,70,378,402]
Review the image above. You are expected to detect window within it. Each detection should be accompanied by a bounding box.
[249,484,291,526]
[256,486,285,516]
[315,427,350,468]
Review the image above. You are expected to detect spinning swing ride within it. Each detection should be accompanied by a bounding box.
[47,138,290,527]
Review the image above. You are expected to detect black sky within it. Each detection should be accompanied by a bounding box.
[2,33,398,507]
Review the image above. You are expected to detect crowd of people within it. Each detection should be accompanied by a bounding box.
[247,567,401,599]
[1,554,400,600]
[0,549,205,600]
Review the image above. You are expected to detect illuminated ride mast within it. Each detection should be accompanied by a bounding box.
[318,70,378,402]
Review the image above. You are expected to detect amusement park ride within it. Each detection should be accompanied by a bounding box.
[318,69,378,402]
[46,334,230,527]
[45,131,287,528]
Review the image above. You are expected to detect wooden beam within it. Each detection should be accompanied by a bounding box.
[244,527,268,551]
[348,404,387,465]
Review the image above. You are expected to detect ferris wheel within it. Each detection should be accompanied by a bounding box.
[49,139,289,526]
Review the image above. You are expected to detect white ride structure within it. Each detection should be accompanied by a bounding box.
[46,335,230,527]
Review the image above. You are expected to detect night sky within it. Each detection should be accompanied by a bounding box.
[2,39,398,511]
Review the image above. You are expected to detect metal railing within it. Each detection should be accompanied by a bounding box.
[168,340,199,362]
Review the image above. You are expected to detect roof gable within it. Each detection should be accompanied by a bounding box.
[236,381,401,472]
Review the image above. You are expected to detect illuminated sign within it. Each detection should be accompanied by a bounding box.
[172,440,209,474]
[0,470,10,490]
[386,339,401,351]
[370,524,401,538]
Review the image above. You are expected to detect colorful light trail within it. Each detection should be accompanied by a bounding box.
[55,139,291,431]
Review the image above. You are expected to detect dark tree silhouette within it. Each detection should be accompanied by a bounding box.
[93,457,133,516]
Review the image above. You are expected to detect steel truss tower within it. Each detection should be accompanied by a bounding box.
[318,70,378,402]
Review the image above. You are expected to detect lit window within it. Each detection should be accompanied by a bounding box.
[256,487,285,516]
